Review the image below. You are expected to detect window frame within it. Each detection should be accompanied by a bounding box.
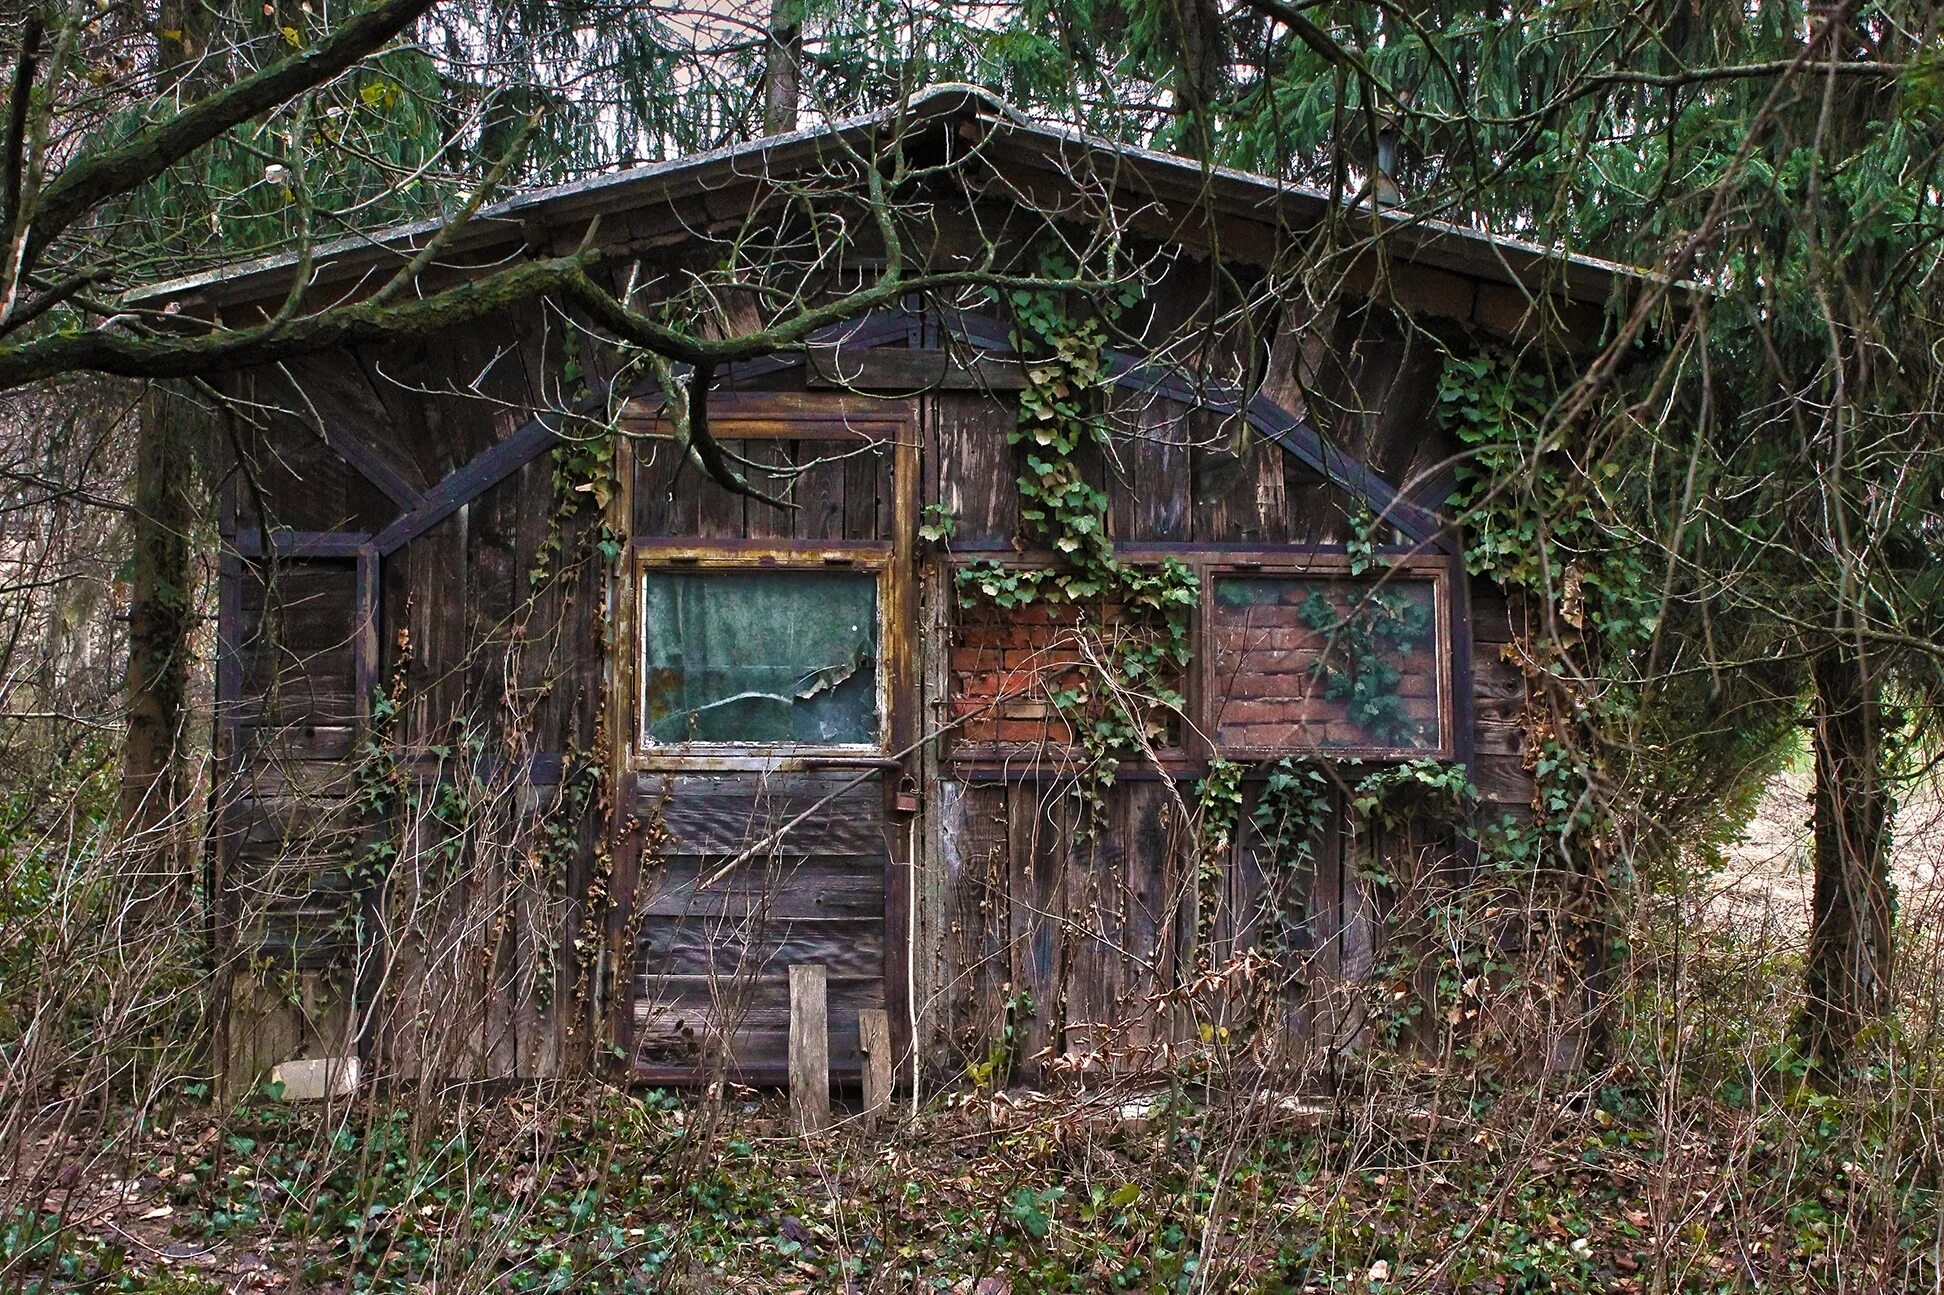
[943,546,1456,769]
[1198,551,1455,763]
[616,392,917,776]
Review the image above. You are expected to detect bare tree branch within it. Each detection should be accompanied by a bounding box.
[0,13,42,237]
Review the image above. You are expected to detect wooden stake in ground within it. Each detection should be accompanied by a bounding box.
[858,1008,892,1124]
[788,964,829,1134]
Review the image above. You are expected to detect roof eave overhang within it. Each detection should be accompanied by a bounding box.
[129,83,1681,318]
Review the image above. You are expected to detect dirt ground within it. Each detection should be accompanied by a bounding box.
[1715,761,1944,936]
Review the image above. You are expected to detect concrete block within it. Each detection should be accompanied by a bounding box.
[269,1056,360,1101]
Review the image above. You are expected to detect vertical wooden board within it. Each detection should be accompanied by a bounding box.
[1227,785,1266,961]
[349,340,447,485]
[245,410,394,533]
[520,849,565,1080]
[1005,781,1055,1071]
[353,338,463,486]
[263,354,429,494]
[932,393,1016,546]
[1192,410,1290,544]
[1285,465,1357,546]
[696,439,747,538]
[633,437,699,537]
[1062,798,1124,1064]
[789,964,831,1132]
[1120,779,1182,1051]
[744,441,794,539]
[511,455,574,750]
[843,439,892,541]
[1036,786,1083,1064]
[1190,416,1250,544]
[1309,796,1348,1053]
[508,788,550,1080]
[882,784,912,1081]
[427,315,548,468]
[482,851,519,1081]
[1239,782,1321,1051]
[1109,396,1192,542]
[1336,313,1402,469]
[379,543,413,704]
[374,859,423,1080]
[1336,825,1377,1051]
[407,511,470,747]
[942,781,1009,1071]
[467,469,522,735]
[792,439,848,540]
[1378,340,1453,505]
[1244,433,1290,543]
[858,1008,893,1121]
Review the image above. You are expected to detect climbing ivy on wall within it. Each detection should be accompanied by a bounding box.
[950,256,1493,1042]
[1297,583,1435,746]
[955,253,1199,813]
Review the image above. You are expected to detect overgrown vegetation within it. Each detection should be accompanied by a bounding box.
[2,0,1944,1291]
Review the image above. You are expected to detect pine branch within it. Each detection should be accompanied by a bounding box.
[23,0,439,276]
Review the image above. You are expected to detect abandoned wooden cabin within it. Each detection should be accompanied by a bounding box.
[162,85,1652,1091]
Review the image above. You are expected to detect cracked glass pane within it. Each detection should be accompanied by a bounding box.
[641,569,880,746]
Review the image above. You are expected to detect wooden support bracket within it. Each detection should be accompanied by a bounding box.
[788,964,830,1134]
[858,1008,893,1124]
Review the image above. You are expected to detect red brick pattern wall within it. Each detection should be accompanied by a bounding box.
[1208,576,1442,753]
[948,602,1093,746]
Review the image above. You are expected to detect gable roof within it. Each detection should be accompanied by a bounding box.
[134,84,1665,314]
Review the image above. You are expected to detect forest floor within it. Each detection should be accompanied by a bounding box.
[9,1056,1940,1295]
[7,765,1944,1295]
[1715,762,1944,933]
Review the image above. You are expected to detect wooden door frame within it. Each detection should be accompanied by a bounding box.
[605,390,920,1085]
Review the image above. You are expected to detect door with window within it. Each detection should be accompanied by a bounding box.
[612,393,916,1085]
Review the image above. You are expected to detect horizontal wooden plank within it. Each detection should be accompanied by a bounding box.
[1473,718,1527,758]
[635,973,883,1033]
[633,1018,863,1065]
[1473,753,1534,807]
[228,797,363,846]
[638,858,886,918]
[233,529,372,559]
[636,916,885,982]
[633,977,884,1076]
[657,798,890,858]
[807,346,1028,391]
[233,724,360,762]
[636,772,889,857]
[636,770,889,800]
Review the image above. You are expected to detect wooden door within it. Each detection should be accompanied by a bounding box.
[612,393,917,1086]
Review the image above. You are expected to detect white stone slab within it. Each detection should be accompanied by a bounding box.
[269,1056,360,1101]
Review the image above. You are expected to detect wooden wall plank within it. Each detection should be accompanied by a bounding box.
[789,964,832,1132]
[932,393,1016,546]
[792,440,848,540]
[1109,395,1192,542]
[939,781,1009,1073]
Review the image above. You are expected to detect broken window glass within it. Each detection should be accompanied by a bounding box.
[640,569,880,746]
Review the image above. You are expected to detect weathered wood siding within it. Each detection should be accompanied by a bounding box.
[209,234,1541,1090]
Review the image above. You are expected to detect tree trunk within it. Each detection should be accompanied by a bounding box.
[120,383,200,899]
[120,0,219,887]
[764,0,801,135]
[1795,649,1895,1079]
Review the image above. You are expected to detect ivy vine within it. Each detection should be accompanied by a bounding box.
[954,254,1199,815]
[1298,583,1434,746]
